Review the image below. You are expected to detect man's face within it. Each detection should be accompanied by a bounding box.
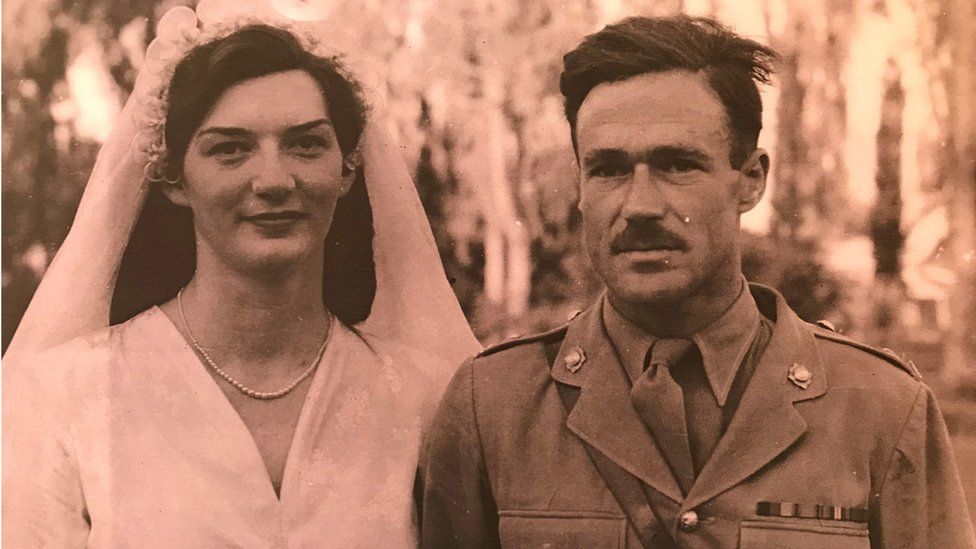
[575,70,766,309]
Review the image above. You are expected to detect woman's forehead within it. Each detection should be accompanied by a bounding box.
[199,69,330,131]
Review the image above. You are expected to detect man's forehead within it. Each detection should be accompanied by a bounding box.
[575,70,730,154]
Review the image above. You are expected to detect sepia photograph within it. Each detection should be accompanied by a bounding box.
[2,0,975,546]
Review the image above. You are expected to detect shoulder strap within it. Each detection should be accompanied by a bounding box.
[547,336,673,549]
[810,325,922,379]
[479,324,569,358]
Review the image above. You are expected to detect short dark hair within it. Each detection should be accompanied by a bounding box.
[111,25,376,326]
[560,15,777,168]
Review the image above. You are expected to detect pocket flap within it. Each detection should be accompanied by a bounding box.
[739,519,869,549]
[498,510,627,548]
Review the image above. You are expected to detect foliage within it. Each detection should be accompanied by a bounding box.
[740,232,846,326]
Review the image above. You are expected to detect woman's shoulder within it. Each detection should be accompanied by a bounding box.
[340,321,469,403]
[4,307,169,391]
[345,322,455,368]
[57,306,165,354]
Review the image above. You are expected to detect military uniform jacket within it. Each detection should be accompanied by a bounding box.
[418,284,975,548]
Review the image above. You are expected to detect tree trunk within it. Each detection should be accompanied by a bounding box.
[943,0,976,386]
[870,59,906,336]
[483,66,530,317]
[483,218,506,305]
[770,18,808,243]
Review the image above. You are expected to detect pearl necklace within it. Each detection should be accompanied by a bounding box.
[177,288,331,400]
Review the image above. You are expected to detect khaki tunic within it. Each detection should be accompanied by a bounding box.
[419,284,975,548]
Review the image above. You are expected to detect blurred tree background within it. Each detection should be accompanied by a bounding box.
[3,0,975,379]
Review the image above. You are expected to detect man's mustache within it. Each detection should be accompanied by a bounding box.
[610,221,689,253]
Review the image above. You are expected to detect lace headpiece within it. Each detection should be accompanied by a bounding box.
[135,0,366,182]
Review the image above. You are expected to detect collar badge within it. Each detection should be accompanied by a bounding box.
[564,346,586,373]
[788,362,812,389]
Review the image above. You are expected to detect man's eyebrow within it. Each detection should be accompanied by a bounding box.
[582,145,713,167]
[647,145,712,163]
[582,148,629,167]
[196,118,332,139]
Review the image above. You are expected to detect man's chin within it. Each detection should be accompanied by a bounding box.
[608,269,695,306]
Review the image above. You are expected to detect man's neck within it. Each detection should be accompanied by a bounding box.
[609,274,745,339]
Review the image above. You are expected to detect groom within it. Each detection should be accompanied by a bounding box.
[418,14,974,548]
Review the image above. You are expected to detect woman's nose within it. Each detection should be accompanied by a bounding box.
[251,147,296,199]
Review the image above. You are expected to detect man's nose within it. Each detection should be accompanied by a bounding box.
[620,163,668,220]
[251,146,296,199]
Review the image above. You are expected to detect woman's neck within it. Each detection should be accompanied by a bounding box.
[171,253,330,364]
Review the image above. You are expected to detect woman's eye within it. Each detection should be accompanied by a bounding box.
[287,135,329,156]
[206,141,251,161]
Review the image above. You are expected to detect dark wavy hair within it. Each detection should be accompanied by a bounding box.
[111,25,375,325]
[560,15,778,168]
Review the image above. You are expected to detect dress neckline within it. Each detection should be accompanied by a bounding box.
[146,305,339,504]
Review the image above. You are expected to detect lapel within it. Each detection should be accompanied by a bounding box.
[683,284,828,510]
[552,297,684,503]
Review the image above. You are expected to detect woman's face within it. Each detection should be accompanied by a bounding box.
[166,69,353,275]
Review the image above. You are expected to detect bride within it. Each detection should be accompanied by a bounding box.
[2,2,479,547]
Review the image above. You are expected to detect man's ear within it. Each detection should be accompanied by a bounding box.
[160,179,190,207]
[736,148,768,214]
[573,151,586,207]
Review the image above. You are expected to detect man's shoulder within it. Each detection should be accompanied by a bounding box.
[806,320,923,396]
[753,283,922,385]
[477,322,570,360]
[465,319,574,383]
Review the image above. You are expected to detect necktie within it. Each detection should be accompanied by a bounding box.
[630,338,722,494]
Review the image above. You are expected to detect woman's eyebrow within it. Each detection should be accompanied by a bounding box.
[195,119,332,139]
[195,126,252,139]
[282,118,332,136]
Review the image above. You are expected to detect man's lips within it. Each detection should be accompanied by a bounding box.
[611,237,688,254]
[614,243,685,253]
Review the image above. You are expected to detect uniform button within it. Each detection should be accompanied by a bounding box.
[678,510,699,532]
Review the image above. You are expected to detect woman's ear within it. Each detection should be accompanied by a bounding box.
[160,177,190,207]
[339,170,355,197]
[340,150,362,197]
[736,148,769,214]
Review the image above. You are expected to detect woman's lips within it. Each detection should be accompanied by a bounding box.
[242,211,307,228]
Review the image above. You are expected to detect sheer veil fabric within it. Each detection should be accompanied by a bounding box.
[4,0,481,365]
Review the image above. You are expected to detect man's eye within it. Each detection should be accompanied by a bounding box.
[588,163,631,178]
[287,135,329,156]
[658,158,703,173]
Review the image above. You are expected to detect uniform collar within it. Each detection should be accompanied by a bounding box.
[601,276,761,406]
[551,283,827,506]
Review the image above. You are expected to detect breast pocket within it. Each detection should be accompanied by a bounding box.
[739,519,869,549]
[498,510,628,549]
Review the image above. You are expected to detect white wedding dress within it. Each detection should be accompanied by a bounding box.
[6,309,456,547]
